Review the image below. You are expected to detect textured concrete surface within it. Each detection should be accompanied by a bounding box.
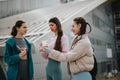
[98,73,120,80]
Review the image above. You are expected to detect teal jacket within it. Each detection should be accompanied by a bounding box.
[4,37,34,80]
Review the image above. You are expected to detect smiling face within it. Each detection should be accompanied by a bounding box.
[71,21,81,35]
[17,23,27,36]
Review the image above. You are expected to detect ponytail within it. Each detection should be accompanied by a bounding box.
[11,20,25,37]
[72,17,92,46]
[11,26,17,37]
[86,22,92,33]
[73,17,92,36]
[54,31,63,52]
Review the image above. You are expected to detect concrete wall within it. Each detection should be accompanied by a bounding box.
[0,0,61,18]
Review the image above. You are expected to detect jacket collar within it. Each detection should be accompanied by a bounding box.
[75,34,87,40]
[6,36,31,46]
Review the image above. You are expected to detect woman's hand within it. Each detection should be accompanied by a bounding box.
[39,43,49,59]
[41,52,48,59]
[19,48,27,60]
[39,43,45,52]
[40,44,51,54]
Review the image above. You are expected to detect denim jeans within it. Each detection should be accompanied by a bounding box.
[72,71,92,80]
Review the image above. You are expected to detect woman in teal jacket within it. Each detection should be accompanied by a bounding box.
[4,20,34,80]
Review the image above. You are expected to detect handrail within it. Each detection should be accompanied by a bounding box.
[0,0,107,46]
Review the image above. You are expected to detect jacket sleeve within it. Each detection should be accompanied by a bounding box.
[4,43,21,65]
[49,41,91,62]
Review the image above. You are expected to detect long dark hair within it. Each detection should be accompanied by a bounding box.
[11,20,25,37]
[72,17,92,47]
[49,17,63,52]
[73,17,92,36]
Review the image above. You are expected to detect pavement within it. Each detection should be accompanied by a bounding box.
[98,73,120,80]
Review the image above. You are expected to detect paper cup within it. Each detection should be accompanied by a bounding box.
[42,40,48,47]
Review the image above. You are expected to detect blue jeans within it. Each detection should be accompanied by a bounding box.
[72,71,92,80]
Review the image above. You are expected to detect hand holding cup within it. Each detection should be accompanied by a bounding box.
[19,48,27,60]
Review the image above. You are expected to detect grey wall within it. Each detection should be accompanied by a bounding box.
[0,0,61,18]
[83,3,117,77]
